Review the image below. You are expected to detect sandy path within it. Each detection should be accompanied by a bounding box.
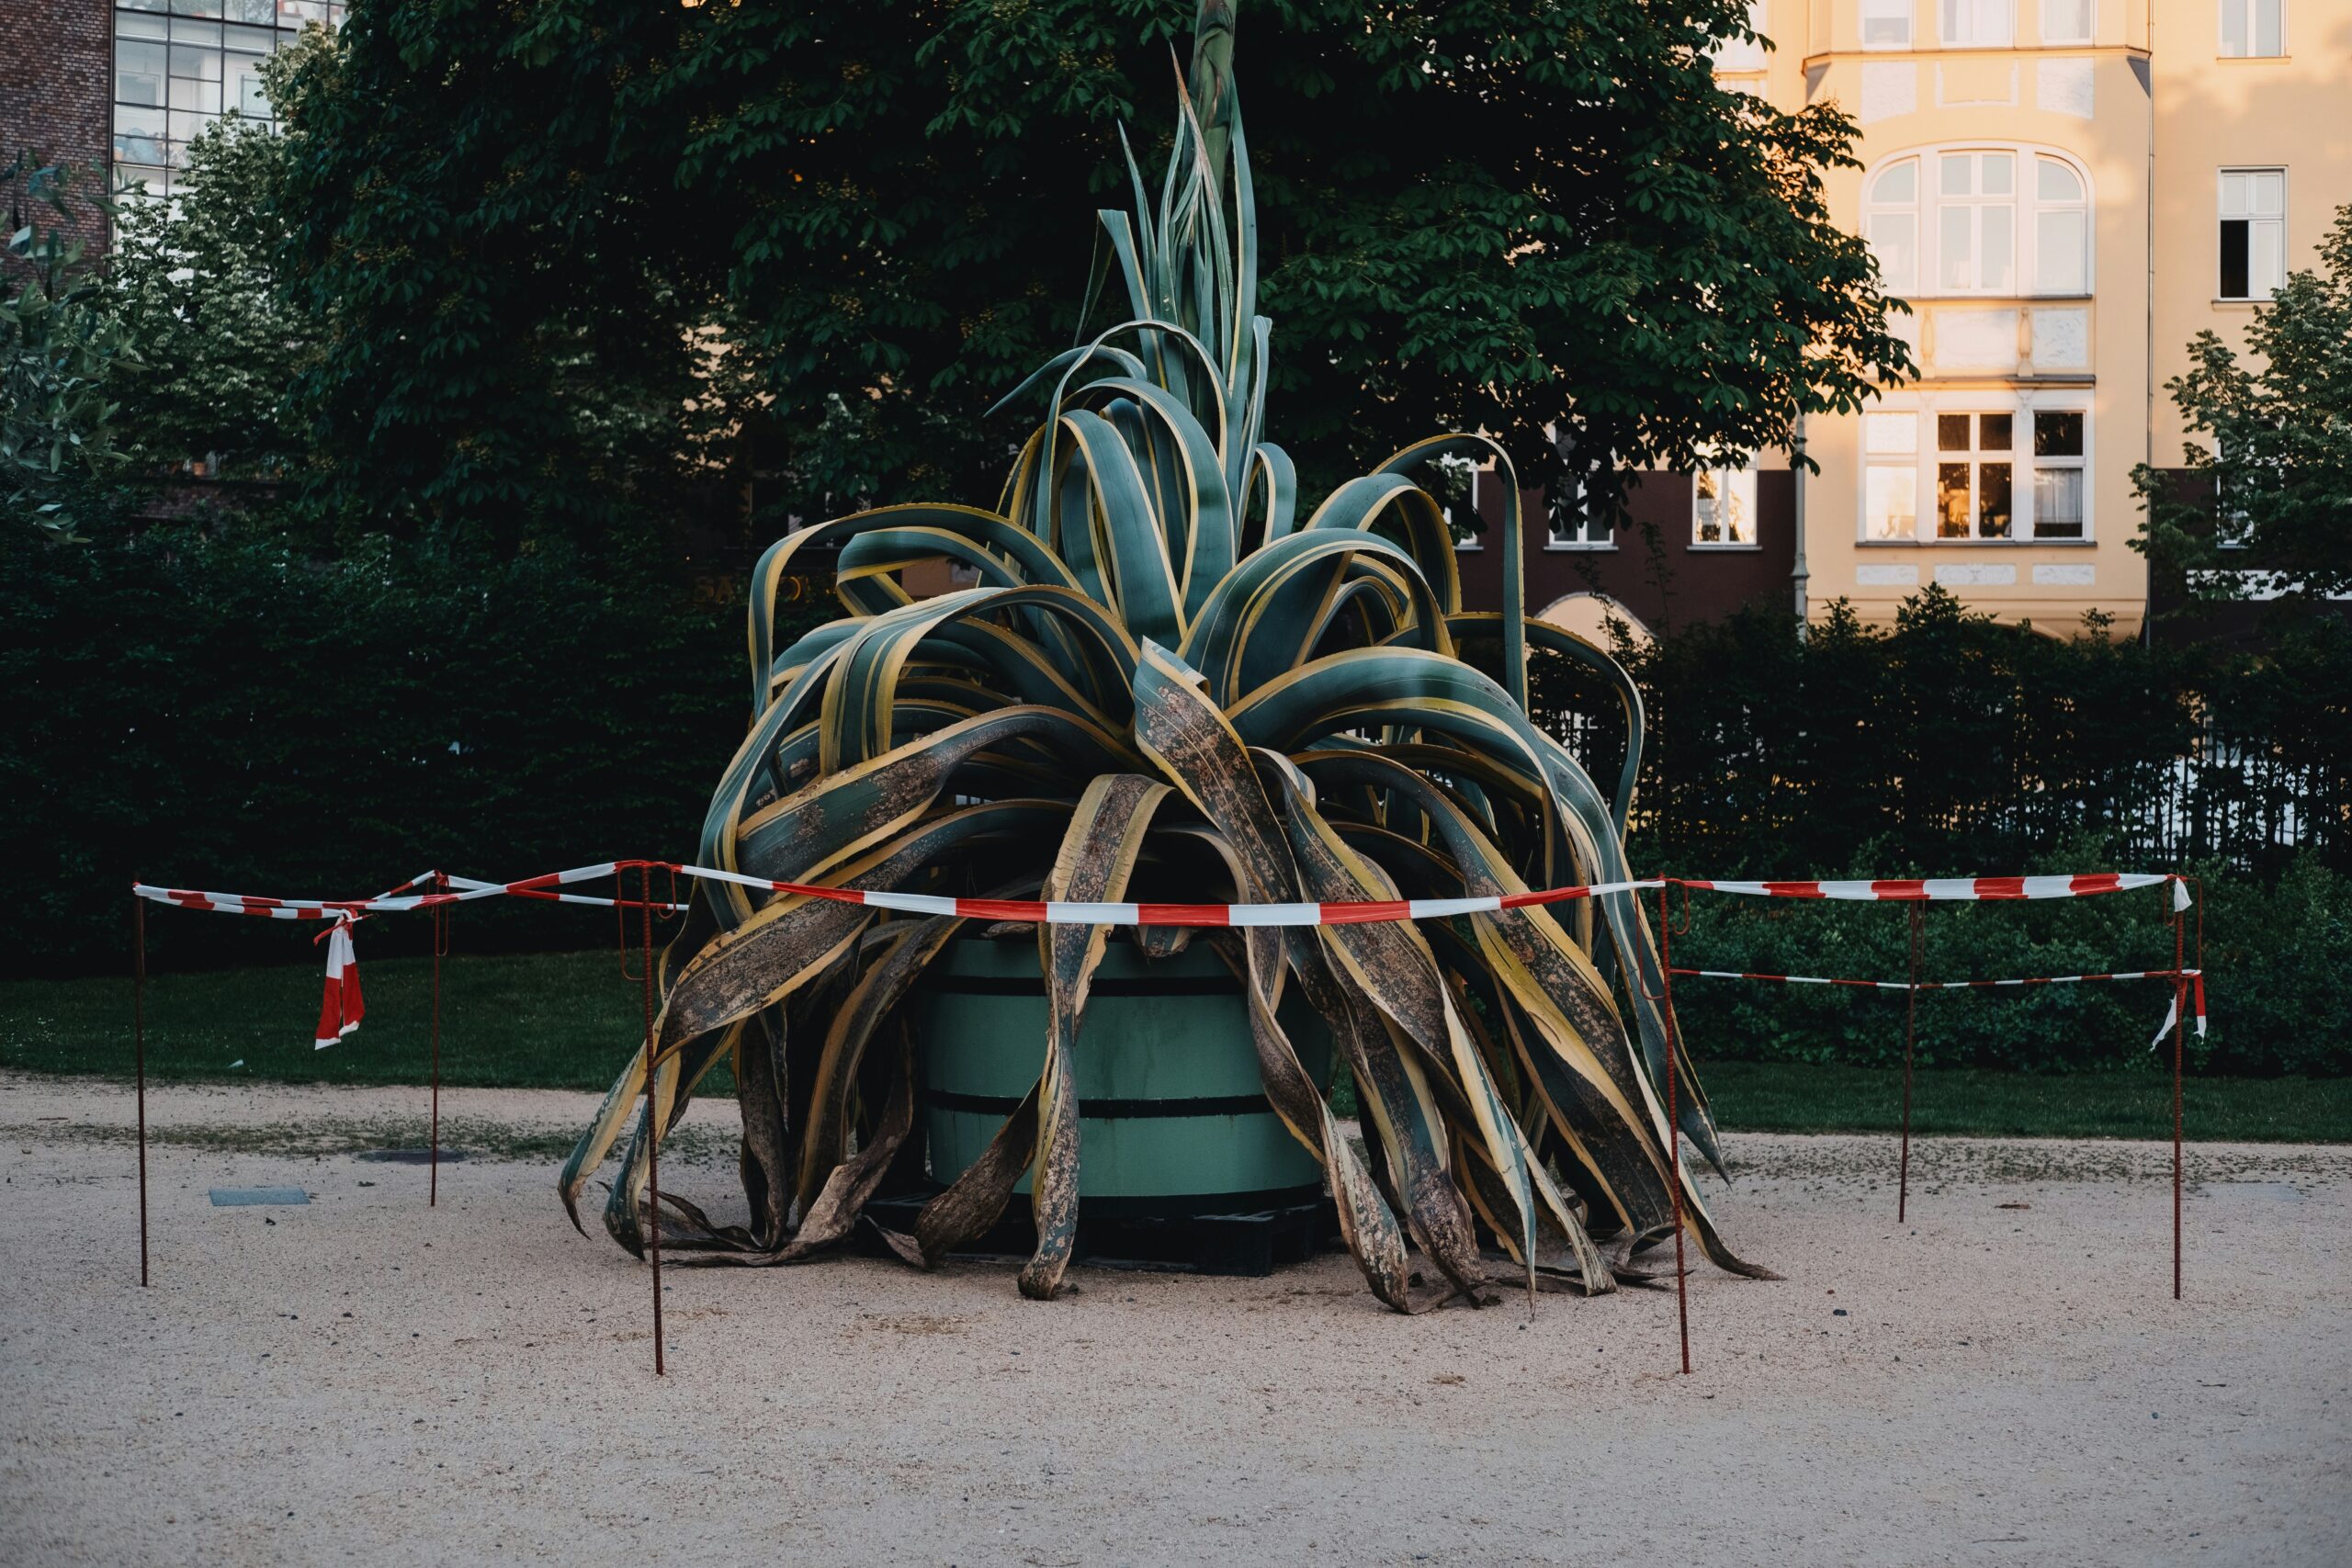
[1,1072,2346,1567]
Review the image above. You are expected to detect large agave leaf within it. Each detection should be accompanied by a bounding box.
[1023,774,1175,1299]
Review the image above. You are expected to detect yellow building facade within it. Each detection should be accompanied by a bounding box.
[1719,0,2350,637]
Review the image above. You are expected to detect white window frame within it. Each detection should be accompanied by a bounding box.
[1936,151,2018,296]
[1861,0,1915,49]
[1940,0,2014,47]
[1854,396,2095,544]
[1862,410,1922,541]
[1546,500,1614,551]
[1443,459,1483,550]
[1691,462,1762,549]
[1933,410,2018,540]
[2039,0,2094,44]
[1865,158,1920,295]
[2219,0,2284,57]
[2217,167,2287,300]
[1861,144,2095,300]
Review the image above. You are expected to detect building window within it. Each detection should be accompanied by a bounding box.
[1442,459,1482,550]
[1692,465,1758,547]
[1938,152,2016,293]
[2041,0,2094,43]
[1940,0,2013,47]
[2220,0,2282,56]
[1862,0,1914,47]
[1547,508,1611,549]
[2033,156,2088,293]
[111,2,345,201]
[2030,410,2086,537]
[1864,412,1920,540]
[1866,159,1919,294]
[1936,412,2014,539]
[1713,0,1770,73]
[1867,145,2092,299]
[2218,168,2286,299]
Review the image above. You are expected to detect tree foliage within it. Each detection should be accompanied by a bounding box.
[2134,202,2352,620]
[270,0,1909,551]
[2,157,138,541]
[107,114,317,479]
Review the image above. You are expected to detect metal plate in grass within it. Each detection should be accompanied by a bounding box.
[209,1188,311,1207]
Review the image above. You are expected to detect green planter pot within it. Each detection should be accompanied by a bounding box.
[911,935,1331,1216]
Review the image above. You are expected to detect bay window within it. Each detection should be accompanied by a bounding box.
[1866,145,2093,299]
[1862,404,2091,542]
[1941,0,2013,46]
[1937,412,2013,539]
[1862,0,1914,47]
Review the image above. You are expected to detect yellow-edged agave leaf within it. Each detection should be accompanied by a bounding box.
[564,6,1767,1304]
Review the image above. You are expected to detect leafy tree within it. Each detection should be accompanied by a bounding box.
[2133,202,2352,620]
[271,0,1908,551]
[107,113,318,480]
[3,157,138,541]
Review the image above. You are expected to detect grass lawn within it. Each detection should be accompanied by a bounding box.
[4,951,2346,1143]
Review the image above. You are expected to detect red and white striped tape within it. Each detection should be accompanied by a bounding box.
[132,866,2187,930]
[1675,964,2210,1037]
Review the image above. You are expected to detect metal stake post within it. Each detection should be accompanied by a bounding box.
[638,869,664,1375]
[2173,896,2185,1301]
[1899,904,1922,1223]
[134,893,149,1288]
[1656,886,1691,1376]
[430,897,447,1206]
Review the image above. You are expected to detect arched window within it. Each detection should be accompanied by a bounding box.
[1866,159,1919,294]
[2033,156,2088,293]
[1862,146,2093,298]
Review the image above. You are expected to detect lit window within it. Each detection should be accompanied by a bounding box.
[1941,0,2012,46]
[1935,412,2014,539]
[1693,464,1758,547]
[1938,152,2016,293]
[1866,159,1919,294]
[1862,0,1914,47]
[2220,0,2282,57]
[2218,169,2285,299]
[1864,413,1920,540]
[2033,156,2087,293]
[2030,410,2086,538]
[2041,0,2093,43]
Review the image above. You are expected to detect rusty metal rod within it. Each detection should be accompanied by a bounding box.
[1899,903,1921,1224]
[1656,886,1690,1376]
[134,893,149,1288]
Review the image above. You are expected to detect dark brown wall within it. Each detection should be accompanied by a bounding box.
[1454,468,1798,634]
[2,0,111,257]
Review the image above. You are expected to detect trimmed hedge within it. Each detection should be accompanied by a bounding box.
[2,524,801,975]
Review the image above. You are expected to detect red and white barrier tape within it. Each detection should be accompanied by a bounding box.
[1675,964,2209,1038]
[132,867,2185,930]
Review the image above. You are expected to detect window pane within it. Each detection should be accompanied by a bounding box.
[1938,464,1974,536]
[223,22,275,51]
[1940,152,1974,197]
[1980,412,2013,449]
[170,42,223,76]
[1724,470,1758,543]
[1867,467,1918,538]
[2036,156,2082,203]
[1981,153,2014,197]
[118,12,169,38]
[2041,0,2090,39]
[117,40,168,105]
[2037,209,2086,292]
[1938,413,1973,451]
[1872,159,1917,205]
[2220,171,2248,213]
[1980,203,2015,291]
[2033,468,2084,537]
[2251,219,2283,295]
[1867,412,1918,454]
[168,17,221,44]
[225,0,277,18]
[170,0,225,15]
[1978,463,2013,536]
[1869,213,1917,292]
[2221,0,2247,54]
[1939,204,1974,288]
[2220,219,2251,297]
[2250,171,2283,214]
[2033,410,2084,456]
[2255,0,2280,54]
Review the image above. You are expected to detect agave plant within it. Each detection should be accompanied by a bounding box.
[558,7,1768,1308]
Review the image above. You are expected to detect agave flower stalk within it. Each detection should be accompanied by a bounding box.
[558,9,1769,1308]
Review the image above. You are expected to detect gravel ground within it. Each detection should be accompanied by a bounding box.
[2,1071,2346,1568]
